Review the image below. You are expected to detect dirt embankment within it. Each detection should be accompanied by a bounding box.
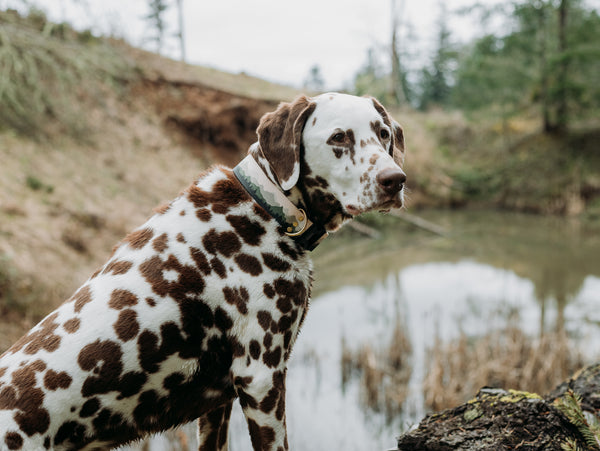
[138,78,277,167]
[0,45,284,349]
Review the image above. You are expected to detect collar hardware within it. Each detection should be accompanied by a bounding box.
[233,155,328,251]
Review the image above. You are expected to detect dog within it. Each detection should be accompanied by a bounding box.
[0,92,406,450]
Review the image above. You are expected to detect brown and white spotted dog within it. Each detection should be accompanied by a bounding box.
[0,92,406,451]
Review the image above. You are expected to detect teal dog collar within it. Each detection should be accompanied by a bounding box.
[233,155,328,251]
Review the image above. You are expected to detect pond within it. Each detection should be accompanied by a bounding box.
[125,210,600,451]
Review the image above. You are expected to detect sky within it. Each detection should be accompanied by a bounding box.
[9,0,592,90]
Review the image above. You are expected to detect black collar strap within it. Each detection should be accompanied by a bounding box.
[233,155,328,251]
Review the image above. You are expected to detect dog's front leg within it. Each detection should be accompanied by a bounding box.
[232,362,289,451]
[197,401,233,451]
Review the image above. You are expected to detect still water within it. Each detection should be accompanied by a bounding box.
[128,210,600,451]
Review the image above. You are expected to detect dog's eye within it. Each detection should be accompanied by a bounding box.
[330,132,345,143]
[380,129,390,140]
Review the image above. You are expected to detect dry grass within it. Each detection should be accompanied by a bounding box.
[0,9,136,139]
[122,43,302,102]
[0,75,209,350]
[342,318,412,422]
[423,325,585,412]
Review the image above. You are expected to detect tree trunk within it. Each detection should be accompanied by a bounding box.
[176,0,186,62]
[555,0,569,133]
[390,0,406,106]
[537,1,552,133]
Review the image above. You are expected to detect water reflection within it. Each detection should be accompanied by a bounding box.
[312,210,600,326]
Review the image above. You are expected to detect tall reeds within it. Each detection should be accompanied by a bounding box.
[424,325,585,412]
[341,319,412,422]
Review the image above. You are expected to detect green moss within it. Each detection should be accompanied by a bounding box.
[499,389,542,403]
[464,407,483,422]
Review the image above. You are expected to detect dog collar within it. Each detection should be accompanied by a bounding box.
[233,155,328,251]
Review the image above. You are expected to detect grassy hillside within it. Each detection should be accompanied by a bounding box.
[0,9,300,348]
[0,9,599,350]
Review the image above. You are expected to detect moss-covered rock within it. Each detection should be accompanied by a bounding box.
[397,387,590,450]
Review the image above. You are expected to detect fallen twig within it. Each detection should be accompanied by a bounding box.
[389,211,448,237]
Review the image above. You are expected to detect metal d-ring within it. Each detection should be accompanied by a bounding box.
[285,209,309,237]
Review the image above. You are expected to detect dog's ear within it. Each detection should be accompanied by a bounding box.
[370,97,405,166]
[391,120,406,166]
[256,95,316,191]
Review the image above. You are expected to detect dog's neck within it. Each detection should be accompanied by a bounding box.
[246,143,352,233]
[235,146,329,251]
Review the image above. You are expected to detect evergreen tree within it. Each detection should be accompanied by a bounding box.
[418,2,456,110]
[304,64,325,92]
[145,0,169,54]
[352,47,390,102]
[451,0,600,132]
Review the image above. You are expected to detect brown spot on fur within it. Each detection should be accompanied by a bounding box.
[153,203,170,215]
[198,403,233,451]
[304,175,329,189]
[125,228,154,250]
[210,257,227,278]
[176,233,186,243]
[259,386,279,414]
[226,214,266,246]
[223,286,249,315]
[63,318,80,334]
[145,297,156,307]
[262,253,291,272]
[263,347,282,368]
[72,285,92,313]
[187,170,250,215]
[248,419,276,450]
[102,260,133,276]
[114,309,139,341]
[277,241,300,260]
[109,289,138,310]
[140,255,205,300]
[214,306,234,331]
[276,296,293,314]
[190,247,212,275]
[327,129,356,163]
[8,313,61,355]
[249,340,261,360]
[152,233,168,253]
[0,360,50,436]
[257,311,274,331]
[54,420,88,448]
[43,370,72,391]
[202,229,242,258]
[4,432,23,450]
[231,338,245,357]
[263,333,273,349]
[263,283,275,298]
[78,339,146,400]
[234,253,262,276]
[196,209,212,222]
[80,398,100,417]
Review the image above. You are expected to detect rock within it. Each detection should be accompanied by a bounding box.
[397,388,592,451]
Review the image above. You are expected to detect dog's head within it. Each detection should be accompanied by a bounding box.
[254,92,406,231]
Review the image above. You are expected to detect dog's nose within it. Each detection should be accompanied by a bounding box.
[376,168,406,195]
